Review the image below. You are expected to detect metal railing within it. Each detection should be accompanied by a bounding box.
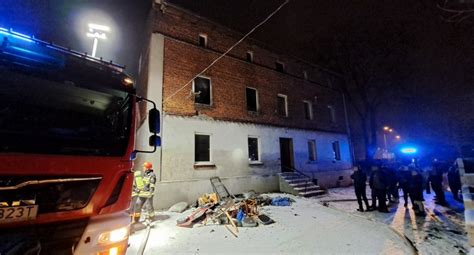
[282,166,314,194]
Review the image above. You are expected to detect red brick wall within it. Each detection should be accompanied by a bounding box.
[154,5,346,133]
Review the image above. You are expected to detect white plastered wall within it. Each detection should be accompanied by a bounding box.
[152,114,352,209]
[136,33,164,174]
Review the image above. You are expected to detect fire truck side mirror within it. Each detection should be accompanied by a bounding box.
[149,135,161,147]
[148,108,160,134]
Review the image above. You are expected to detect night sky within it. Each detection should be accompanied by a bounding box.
[1,0,473,157]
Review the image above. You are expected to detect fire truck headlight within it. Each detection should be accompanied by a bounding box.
[98,226,129,244]
[122,77,134,87]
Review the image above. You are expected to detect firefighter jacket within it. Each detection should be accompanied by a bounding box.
[132,171,140,197]
[135,170,156,198]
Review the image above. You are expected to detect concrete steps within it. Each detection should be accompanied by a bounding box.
[279,172,326,198]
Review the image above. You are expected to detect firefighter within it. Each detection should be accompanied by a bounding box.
[132,162,156,223]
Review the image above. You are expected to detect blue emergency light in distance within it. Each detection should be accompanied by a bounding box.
[400,147,417,154]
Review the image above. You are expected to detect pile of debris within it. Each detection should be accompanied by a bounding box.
[173,177,293,237]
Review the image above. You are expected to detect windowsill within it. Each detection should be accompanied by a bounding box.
[249,161,264,166]
[195,103,213,109]
[193,162,216,169]
[247,110,259,116]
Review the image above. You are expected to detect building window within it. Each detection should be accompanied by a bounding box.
[328,105,336,123]
[332,141,341,161]
[195,134,211,163]
[246,87,258,112]
[199,34,207,47]
[275,61,285,73]
[303,70,308,80]
[308,140,317,161]
[277,94,288,117]
[193,77,211,105]
[303,101,313,120]
[246,51,253,63]
[248,137,260,162]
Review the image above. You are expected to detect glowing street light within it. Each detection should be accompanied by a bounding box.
[383,126,390,131]
[395,135,401,140]
[401,147,417,154]
[86,23,110,57]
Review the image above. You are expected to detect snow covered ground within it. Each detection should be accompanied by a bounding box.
[127,193,415,255]
[315,187,469,255]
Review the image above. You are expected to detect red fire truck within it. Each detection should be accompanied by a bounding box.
[0,28,159,254]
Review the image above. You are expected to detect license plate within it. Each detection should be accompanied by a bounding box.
[0,205,38,223]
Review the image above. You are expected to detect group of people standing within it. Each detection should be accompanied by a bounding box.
[351,159,462,216]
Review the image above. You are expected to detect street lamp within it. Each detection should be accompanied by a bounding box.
[395,135,401,140]
[382,126,391,151]
[86,23,109,57]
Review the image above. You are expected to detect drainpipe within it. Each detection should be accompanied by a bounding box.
[342,93,356,165]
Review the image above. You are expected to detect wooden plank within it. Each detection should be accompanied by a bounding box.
[225,225,238,238]
[225,211,239,233]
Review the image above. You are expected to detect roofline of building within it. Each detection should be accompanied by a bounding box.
[155,0,343,78]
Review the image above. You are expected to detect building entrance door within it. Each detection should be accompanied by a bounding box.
[279,138,294,172]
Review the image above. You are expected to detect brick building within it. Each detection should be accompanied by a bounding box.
[137,2,353,209]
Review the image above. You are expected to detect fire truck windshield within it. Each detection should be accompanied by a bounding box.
[0,66,132,156]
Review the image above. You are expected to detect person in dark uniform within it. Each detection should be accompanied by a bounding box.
[409,169,426,216]
[398,166,412,207]
[368,166,377,211]
[370,167,389,213]
[386,166,399,203]
[430,159,447,206]
[448,162,462,201]
[351,165,370,212]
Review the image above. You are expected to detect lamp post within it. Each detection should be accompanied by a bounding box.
[86,23,109,57]
[383,126,390,151]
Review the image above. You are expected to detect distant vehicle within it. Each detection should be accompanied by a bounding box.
[0,28,160,254]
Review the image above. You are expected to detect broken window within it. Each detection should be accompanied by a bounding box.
[248,137,259,162]
[304,101,313,120]
[195,134,211,162]
[246,87,258,112]
[308,140,317,161]
[194,77,211,105]
[332,141,341,161]
[277,94,288,117]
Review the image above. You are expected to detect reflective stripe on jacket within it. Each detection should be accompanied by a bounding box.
[138,170,156,198]
[134,171,145,190]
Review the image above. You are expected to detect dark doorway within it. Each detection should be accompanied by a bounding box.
[279,138,294,172]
